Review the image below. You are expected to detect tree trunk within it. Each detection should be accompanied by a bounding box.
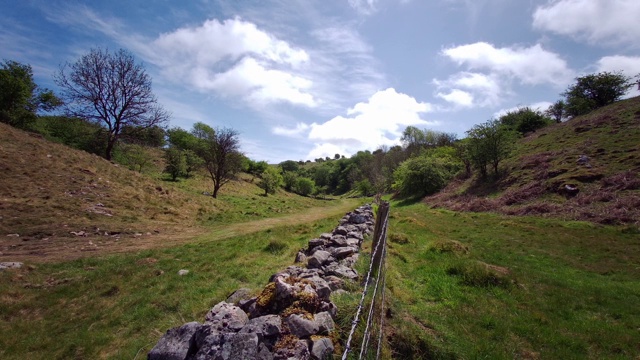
[212,184,220,198]
[105,139,115,161]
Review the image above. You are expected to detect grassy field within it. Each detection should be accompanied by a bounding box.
[385,201,640,359]
[0,209,362,359]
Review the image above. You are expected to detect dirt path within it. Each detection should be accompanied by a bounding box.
[0,199,362,263]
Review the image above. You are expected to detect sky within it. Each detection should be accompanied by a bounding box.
[2,0,639,163]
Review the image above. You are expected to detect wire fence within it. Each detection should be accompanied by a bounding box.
[342,201,390,360]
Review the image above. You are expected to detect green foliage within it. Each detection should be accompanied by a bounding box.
[190,124,242,198]
[30,116,107,155]
[167,127,199,150]
[355,179,374,196]
[0,60,61,128]
[294,177,315,196]
[563,71,634,117]
[466,119,516,177]
[279,160,299,173]
[545,100,566,123]
[183,149,203,178]
[259,166,284,195]
[392,156,454,198]
[246,159,268,177]
[498,107,551,134]
[164,147,186,181]
[282,171,298,192]
[120,125,166,147]
[401,126,457,155]
[112,143,157,173]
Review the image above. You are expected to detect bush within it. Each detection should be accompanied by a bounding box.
[295,177,315,196]
[392,156,457,198]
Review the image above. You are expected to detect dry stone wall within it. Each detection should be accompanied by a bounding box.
[148,204,375,360]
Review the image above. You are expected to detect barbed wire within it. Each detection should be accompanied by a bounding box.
[342,203,390,360]
[359,215,388,359]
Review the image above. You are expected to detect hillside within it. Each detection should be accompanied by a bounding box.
[0,123,344,261]
[427,96,640,225]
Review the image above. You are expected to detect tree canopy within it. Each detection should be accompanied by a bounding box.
[0,60,61,128]
[55,48,169,160]
[563,71,634,117]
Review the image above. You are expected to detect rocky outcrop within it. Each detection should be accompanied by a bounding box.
[148,204,374,360]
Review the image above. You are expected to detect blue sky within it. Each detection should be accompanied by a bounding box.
[2,0,639,162]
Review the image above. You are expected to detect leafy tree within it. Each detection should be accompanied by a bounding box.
[279,160,299,173]
[563,71,634,117]
[120,125,166,147]
[453,139,473,178]
[31,115,106,154]
[164,147,186,181]
[466,119,515,177]
[355,179,374,196]
[401,126,457,156]
[282,171,298,192]
[246,159,268,177]
[259,166,283,195]
[295,177,315,196]
[113,143,156,173]
[545,100,565,123]
[499,107,551,135]
[183,149,203,178]
[392,156,450,198]
[0,60,61,128]
[167,127,199,150]
[191,123,243,198]
[55,48,169,160]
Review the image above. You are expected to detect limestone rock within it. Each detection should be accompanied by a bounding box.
[314,312,335,334]
[309,337,334,360]
[307,250,330,269]
[332,226,348,236]
[226,288,252,305]
[240,314,282,338]
[148,321,200,360]
[284,314,319,338]
[204,302,248,332]
[0,262,23,270]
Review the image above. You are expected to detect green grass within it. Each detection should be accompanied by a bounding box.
[0,215,346,359]
[386,202,640,359]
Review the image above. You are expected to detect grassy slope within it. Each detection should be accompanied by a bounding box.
[0,123,350,262]
[428,96,640,225]
[386,203,640,359]
[0,123,364,359]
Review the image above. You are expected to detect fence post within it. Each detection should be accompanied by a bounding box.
[371,201,389,275]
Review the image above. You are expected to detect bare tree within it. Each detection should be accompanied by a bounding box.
[55,48,169,160]
[191,123,243,198]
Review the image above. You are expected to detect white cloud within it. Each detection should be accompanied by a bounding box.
[307,26,386,112]
[433,72,504,108]
[273,122,310,137]
[348,0,378,15]
[441,42,574,86]
[533,0,640,47]
[436,90,474,107]
[596,55,640,98]
[308,143,348,160]
[596,55,640,76]
[144,18,314,107]
[306,88,434,158]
